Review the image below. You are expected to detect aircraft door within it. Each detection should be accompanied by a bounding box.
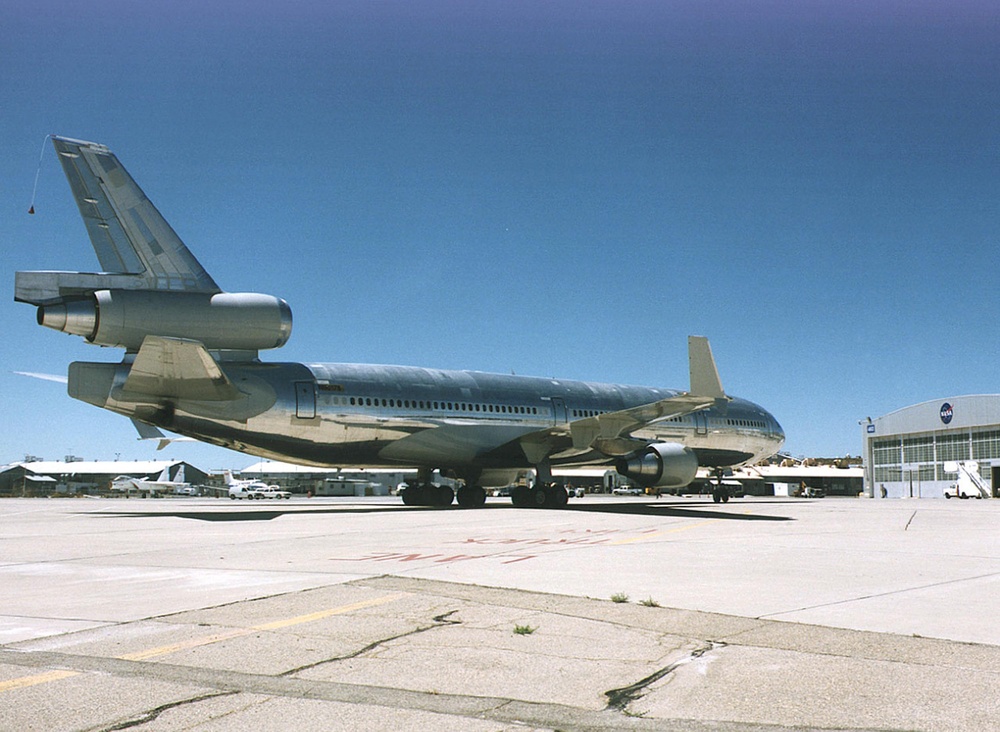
[694,412,708,436]
[550,397,567,424]
[295,381,316,419]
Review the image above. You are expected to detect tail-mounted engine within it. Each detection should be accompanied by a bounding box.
[35,289,292,352]
[616,442,699,488]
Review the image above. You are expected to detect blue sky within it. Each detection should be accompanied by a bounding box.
[2,1,998,469]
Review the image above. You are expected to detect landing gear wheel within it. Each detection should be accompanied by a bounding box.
[456,485,486,508]
[531,486,548,507]
[545,483,568,508]
[434,485,454,506]
[511,485,531,507]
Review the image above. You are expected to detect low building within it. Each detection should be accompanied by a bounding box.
[692,465,864,497]
[862,395,1000,499]
[237,461,409,495]
[0,460,209,497]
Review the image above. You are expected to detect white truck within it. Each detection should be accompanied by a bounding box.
[228,484,265,500]
[255,486,292,500]
[943,461,989,500]
[225,470,291,500]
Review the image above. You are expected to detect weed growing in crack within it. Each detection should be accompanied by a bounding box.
[513,624,537,635]
[610,592,629,603]
[639,597,660,607]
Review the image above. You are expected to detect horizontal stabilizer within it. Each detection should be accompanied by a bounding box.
[122,336,241,401]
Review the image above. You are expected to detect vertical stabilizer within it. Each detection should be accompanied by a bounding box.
[51,136,219,293]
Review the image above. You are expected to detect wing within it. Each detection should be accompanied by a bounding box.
[541,335,731,458]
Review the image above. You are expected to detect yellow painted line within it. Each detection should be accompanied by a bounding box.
[117,628,250,661]
[2,592,409,692]
[253,593,407,631]
[121,592,408,661]
[0,669,79,692]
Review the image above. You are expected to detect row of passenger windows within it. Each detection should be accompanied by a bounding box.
[328,395,540,415]
[571,409,609,418]
[726,419,766,428]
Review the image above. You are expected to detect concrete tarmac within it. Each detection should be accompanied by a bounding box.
[1,495,998,731]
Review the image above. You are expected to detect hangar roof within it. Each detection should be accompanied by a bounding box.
[3,460,185,476]
[868,394,1000,439]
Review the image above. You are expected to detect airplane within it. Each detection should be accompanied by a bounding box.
[222,469,280,492]
[15,136,785,508]
[111,465,193,495]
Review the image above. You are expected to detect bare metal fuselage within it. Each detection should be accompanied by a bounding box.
[73,357,783,483]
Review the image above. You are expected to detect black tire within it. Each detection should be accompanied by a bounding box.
[457,485,487,508]
[435,485,454,506]
[511,485,530,507]
[545,484,568,508]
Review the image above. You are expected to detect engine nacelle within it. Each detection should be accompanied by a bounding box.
[616,442,699,488]
[37,290,292,352]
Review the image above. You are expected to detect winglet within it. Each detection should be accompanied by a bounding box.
[688,336,725,399]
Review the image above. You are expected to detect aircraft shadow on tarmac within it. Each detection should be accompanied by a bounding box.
[91,500,793,523]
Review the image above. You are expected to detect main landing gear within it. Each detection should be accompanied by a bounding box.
[510,460,568,508]
[510,482,568,509]
[400,482,454,507]
[399,468,488,508]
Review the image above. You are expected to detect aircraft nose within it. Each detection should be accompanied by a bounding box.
[770,413,785,444]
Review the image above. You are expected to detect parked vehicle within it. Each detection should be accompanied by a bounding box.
[944,485,982,499]
[255,486,292,499]
[612,487,644,496]
[228,484,263,500]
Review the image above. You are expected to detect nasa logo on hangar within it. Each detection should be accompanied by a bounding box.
[940,403,954,425]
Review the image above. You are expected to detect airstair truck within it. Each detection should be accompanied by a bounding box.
[943,461,990,499]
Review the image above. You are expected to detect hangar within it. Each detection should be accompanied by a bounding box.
[0,460,209,497]
[862,395,1000,499]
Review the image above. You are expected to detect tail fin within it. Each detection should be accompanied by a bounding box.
[16,136,219,306]
[51,136,218,292]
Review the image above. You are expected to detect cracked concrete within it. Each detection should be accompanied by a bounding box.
[3,578,998,731]
[2,496,999,730]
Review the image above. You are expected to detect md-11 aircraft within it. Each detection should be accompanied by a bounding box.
[16,136,784,508]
